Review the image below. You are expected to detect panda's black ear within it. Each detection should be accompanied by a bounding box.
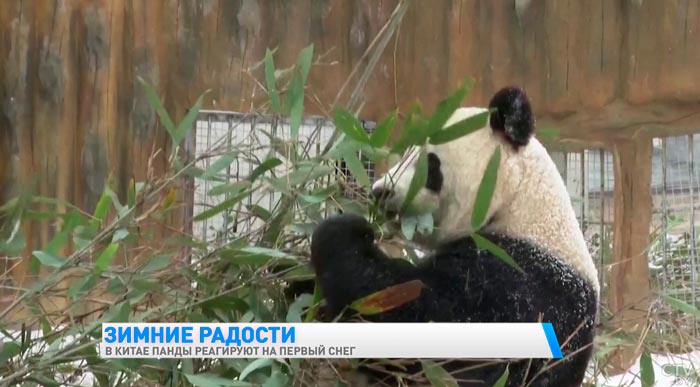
[488,86,535,148]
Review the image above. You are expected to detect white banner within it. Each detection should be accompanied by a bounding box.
[100,322,562,359]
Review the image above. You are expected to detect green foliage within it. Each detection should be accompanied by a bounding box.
[421,360,459,387]
[491,367,509,387]
[640,351,656,387]
[471,147,501,230]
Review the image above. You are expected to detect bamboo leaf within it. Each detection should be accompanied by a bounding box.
[350,280,425,315]
[94,243,119,272]
[421,360,459,387]
[426,78,473,135]
[401,215,418,240]
[200,153,238,180]
[428,111,490,145]
[369,110,397,147]
[239,358,274,381]
[473,233,524,274]
[249,158,283,182]
[640,351,655,387]
[333,109,370,144]
[471,147,501,230]
[184,374,253,387]
[264,49,282,113]
[664,295,700,317]
[343,151,371,188]
[32,251,66,268]
[140,78,176,137]
[402,147,428,212]
[285,44,314,138]
[193,190,251,222]
[174,90,211,146]
[492,367,510,387]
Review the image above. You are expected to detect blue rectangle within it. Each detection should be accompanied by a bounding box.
[541,323,563,359]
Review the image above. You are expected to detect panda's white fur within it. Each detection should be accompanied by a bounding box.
[372,106,600,296]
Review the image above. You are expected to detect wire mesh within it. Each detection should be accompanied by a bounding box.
[550,149,615,278]
[650,135,700,334]
[192,111,376,245]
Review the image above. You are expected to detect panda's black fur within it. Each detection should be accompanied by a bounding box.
[311,214,596,387]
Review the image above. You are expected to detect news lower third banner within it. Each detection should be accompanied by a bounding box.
[100,322,563,359]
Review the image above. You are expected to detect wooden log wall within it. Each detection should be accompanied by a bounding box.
[2,0,700,368]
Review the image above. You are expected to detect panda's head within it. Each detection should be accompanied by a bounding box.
[371,87,536,239]
[371,86,599,291]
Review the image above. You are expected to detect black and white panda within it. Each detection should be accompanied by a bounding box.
[309,87,600,387]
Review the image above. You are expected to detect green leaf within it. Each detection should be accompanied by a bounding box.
[249,158,283,182]
[296,44,314,85]
[491,366,510,387]
[264,49,282,113]
[0,341,20,366]
[471,147,501,230]
[94,243,119,272]
[421,360,459,387]
[286,294,313,323]
[416,212,434,236]
[305,282,323,322]
[32,251,66,268]
[220,246,293,266]
[194,190,251,222]
[91,189,112,229]
[333,109,370,144]
[239,358,275,381]
[391,105,428,154]
[174,90,210,147]
[201,153,238,180]
[269,165,335,190]
[263,371,289,387]
[208,181,251,197]
[401,215,418,241]
[27,373,59,387]
[112,228,129,243]
[141,254,172,273]
[640,351,655,387]
[428,111,490,145]
[68,274,97,299]
[128,179,137,208]
[45,211,83,255]
[241,246,291,258]
[351,280,425,315]
[140,77,176,137]
[184,373,253,387]
[285,44,314,138]
[247,204,272,221]
[664,295,700,317]
[402,147,428,212]
[473,233,523,274]
[369,110,397,147]
[342,151,371,187]
[426,78,473,135]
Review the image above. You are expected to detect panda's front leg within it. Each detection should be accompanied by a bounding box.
[310,214,425,320]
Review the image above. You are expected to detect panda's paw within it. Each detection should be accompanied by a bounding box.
[310,213,376,268]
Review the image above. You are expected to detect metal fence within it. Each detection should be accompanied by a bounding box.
[192,111,375,245]
[550,149,615,281]
[649,135,700,334]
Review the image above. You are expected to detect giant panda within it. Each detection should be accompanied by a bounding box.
[309,86,600,387]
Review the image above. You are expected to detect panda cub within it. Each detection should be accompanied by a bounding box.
[310,87,599,387]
